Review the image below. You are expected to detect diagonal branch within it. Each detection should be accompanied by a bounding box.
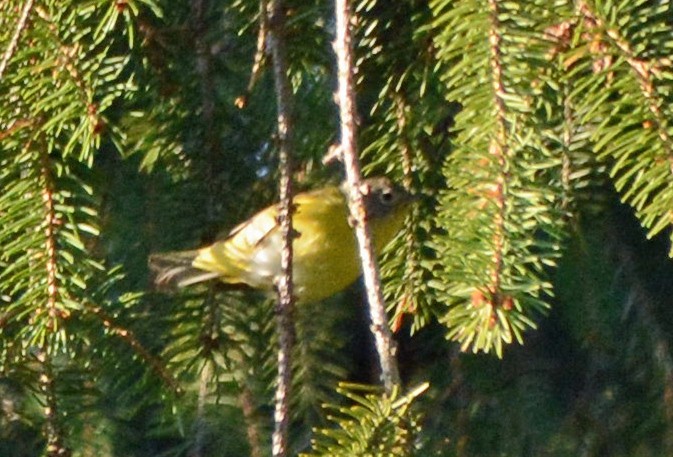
[86,304,182,394]
[334,0,400,393]
[0,0,34,79]
[236,0,269,109]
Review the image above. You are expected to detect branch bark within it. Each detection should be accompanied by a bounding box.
[267,0,296,455]
[333,0,400,392]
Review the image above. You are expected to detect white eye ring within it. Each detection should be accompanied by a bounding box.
[380,190,395,204]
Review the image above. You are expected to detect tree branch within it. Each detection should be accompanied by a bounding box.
[267,0,296,455]
[40,150,65,332]
[36,349,71,457]
[0,0,34,80]
[235,0,269,109]
[334,0,400,392]
[485,0,509,316]
[86,305,182,394]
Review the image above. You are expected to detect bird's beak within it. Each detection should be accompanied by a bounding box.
[405,191,423,204]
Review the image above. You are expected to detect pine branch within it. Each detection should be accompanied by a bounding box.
[334,0,400,392]
[32,152,72,453]
[578,0,673,160]
[430,0,563,354]
[0,2,164,453]
[388,94,422,332]
[568,0,673,253]
[301,382,428,456]
[40,148,66,335]
[267,0,297,454]
[485,0,508,302]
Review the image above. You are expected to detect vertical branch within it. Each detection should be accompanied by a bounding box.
[477,0,511,323]
[267,0,296,455]
[487,0,507,296]
[0,0,34,79]
[38,351,71,457]
[35,150,70,453]
[334,0,400,392]
[239,387,264,457]
[41,152,63,333]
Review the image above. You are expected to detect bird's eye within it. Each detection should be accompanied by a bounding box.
[380,190,395,204]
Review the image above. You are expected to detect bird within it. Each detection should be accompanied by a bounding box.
[148,177,414,303]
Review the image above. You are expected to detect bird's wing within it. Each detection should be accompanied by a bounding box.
[226,205,280,249]
[194,205,281,281]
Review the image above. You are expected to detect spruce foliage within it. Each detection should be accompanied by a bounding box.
[2,0,673,455]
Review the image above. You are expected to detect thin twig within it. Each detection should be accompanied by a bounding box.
[0,0,34,80]
[86,305,183,394]
[267,0,296,455]
[235,0,269,109]
[334,0,400,392]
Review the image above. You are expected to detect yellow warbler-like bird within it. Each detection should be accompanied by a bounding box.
[149,177,414,303]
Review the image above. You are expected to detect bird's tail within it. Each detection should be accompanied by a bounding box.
[148,250,222,289]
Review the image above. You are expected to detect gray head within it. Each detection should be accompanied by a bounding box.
[341,177,415,219]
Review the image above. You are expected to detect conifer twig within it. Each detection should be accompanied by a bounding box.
[0,0,34,79]
[235,0,268,109]
[86,305,182,394]
[267,0,296,455]
[333,0,400,392]
[36,349,71,457]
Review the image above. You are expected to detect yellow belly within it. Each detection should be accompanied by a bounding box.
[289,213,361,303]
